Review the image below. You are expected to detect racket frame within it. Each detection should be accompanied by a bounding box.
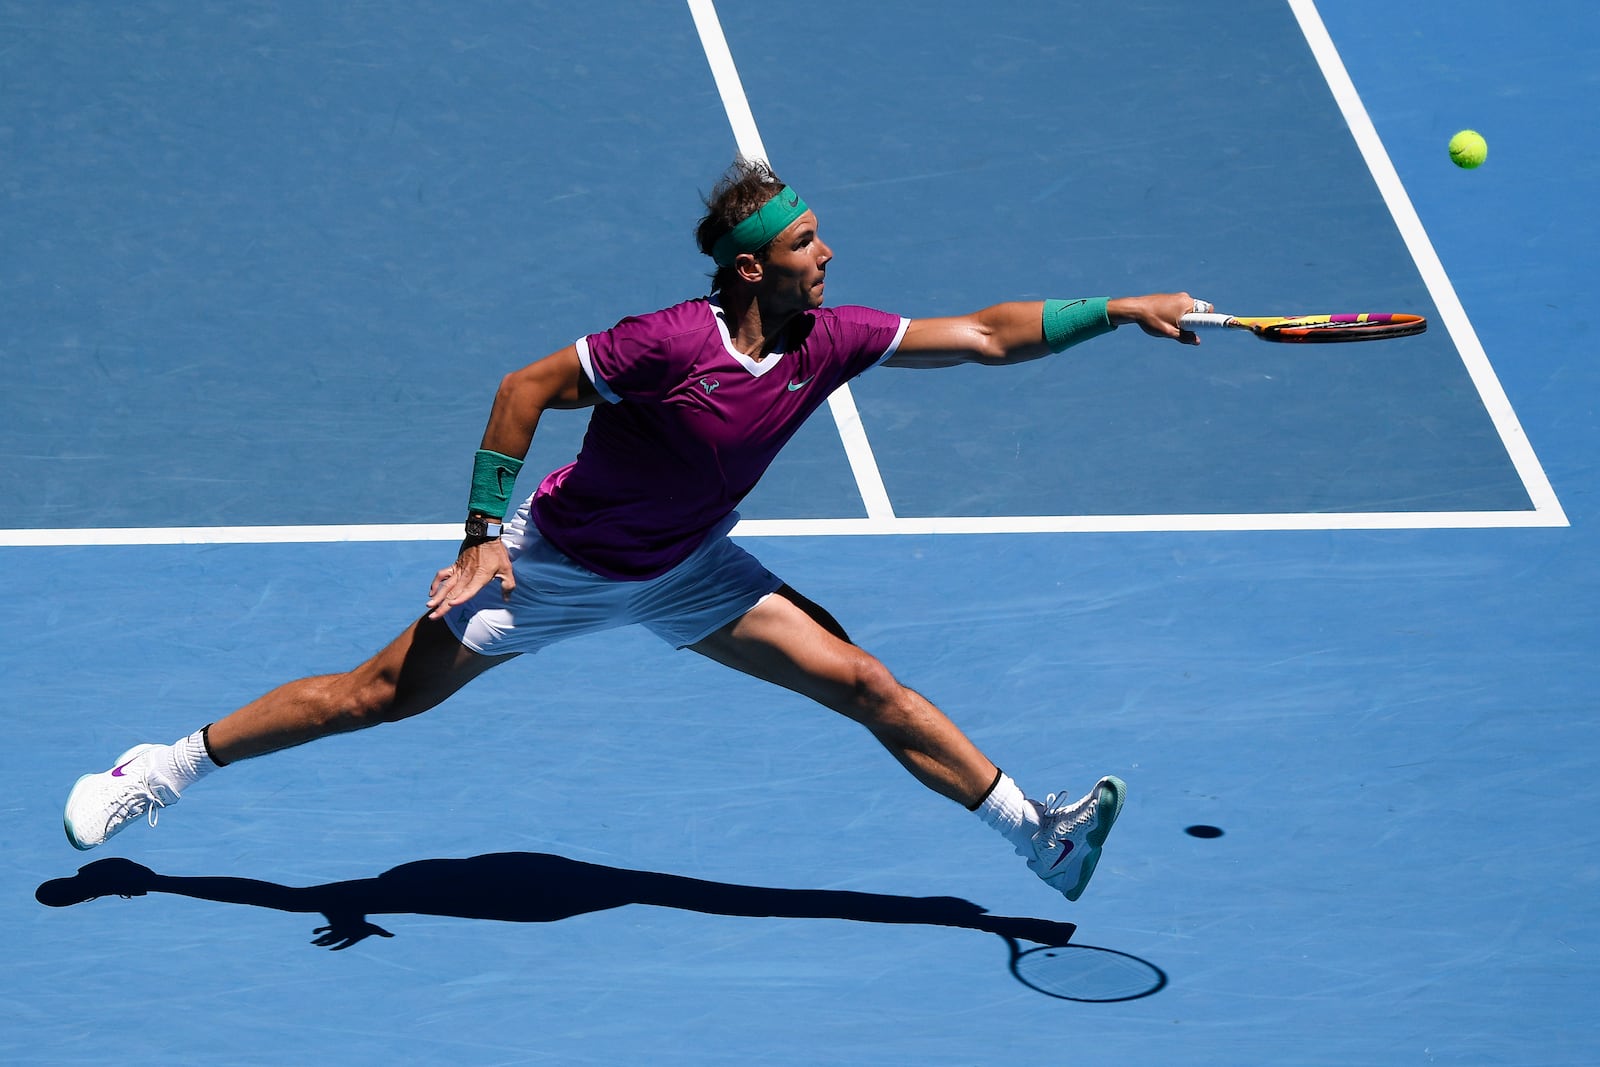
[1179,311,1427,343]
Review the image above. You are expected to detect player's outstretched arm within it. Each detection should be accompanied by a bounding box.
[886,292,1201,369]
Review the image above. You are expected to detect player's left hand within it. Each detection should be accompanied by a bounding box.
[1108,292,1206,345]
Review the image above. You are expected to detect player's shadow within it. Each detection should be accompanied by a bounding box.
[40,853,1170,1000]
[38,851,1074,952]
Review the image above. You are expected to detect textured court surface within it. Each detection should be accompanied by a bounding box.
[4,1,1598,1064]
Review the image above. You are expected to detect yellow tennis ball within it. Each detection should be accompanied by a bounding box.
[1449,129,1487,169]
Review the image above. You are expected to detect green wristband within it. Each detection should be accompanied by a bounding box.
[468,449,524,517]
[1042,297,1114,353]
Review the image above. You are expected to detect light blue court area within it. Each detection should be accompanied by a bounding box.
[4,0,1600,1064]
[7,530,1600,1064]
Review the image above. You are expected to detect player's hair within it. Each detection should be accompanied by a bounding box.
[696,158,787,291]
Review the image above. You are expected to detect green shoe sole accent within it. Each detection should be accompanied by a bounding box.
[1064,850,1101,901]
[63,773,99,851]
[1086,775,1127,849]
[1066,776,1126,901]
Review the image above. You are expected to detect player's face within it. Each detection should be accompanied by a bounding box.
[760,211,832,311]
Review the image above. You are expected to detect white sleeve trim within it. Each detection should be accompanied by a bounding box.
[871,317,912,368]
[575,335,621,404]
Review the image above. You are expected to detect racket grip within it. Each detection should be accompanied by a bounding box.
[1178,313,1233,329]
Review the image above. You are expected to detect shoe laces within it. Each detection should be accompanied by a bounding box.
[1036,790,1095,851]
[107,769,171,835]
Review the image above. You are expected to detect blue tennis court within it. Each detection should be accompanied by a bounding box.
[4,1,1597,1063]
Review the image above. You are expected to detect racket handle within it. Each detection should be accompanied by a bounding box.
[1178,313,1234,330]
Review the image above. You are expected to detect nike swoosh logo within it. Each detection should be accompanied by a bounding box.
[1048,839,1075,870]
[787,376,814,392]
[110,757,141,778]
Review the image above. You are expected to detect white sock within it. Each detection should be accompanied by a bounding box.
[975,772,1042,851]
[145,728,221,793]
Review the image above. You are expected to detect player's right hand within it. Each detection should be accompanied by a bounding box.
[426,538,515,619]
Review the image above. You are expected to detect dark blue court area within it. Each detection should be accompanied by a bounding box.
[4,1,1598,1063]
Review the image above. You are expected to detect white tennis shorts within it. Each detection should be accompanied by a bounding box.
[442,502,783,655]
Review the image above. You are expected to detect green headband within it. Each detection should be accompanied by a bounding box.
[711,186,809,267]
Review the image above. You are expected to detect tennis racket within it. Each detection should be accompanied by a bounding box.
[1179,309,1427,343]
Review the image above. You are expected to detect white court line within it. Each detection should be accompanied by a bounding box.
[686,0,896,521]
[0,525,465,548]
[0,1,1564,550]
[684,0,766,163]
[0,507,1565,549]
[734,510,1568,536]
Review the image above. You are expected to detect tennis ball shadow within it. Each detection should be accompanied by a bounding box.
[37,853,1162,1001]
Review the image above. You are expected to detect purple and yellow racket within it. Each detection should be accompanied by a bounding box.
[1179,310,1427,343]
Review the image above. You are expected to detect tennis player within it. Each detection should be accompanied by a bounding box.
[64,160,1205,903]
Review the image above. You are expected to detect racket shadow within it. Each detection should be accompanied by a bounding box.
[37,853,1105,985]
[1006,939,1168,1003]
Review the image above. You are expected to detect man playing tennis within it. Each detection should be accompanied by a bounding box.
[64,160,1204,903]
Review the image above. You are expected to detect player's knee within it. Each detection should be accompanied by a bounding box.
[314,671,405,733]
[845,653,908,723]
[355,674,415,727]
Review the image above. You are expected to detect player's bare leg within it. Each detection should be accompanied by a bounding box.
[691,593,1125,901]
[207,614,515,763]
[690,592,998,805]
[64,616,514,849]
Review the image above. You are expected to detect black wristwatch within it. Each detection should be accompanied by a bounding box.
[464,515,503,540]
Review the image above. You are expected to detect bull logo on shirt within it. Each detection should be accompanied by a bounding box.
[698,377,721,395]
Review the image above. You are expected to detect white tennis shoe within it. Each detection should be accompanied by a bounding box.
[63,745,180,851]
[1020,775,1126,901]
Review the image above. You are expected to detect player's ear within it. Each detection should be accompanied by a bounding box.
[733,252,763,284]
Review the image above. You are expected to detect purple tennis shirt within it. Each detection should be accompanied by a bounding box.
[529,295,908,580]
